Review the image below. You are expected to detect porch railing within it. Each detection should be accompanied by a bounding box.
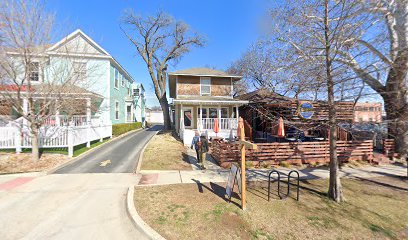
[200,118,238,130]
[43,115,88,126]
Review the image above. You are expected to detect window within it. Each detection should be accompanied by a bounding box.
[128,87,131,96]
[133,88,140,96]
[114,69,119,89]
[29,62,39,82]
[221,108,229,118]
[369,107,374,112]
[115,101,119,120]
[73,62,87,81]
[200,77,211,95]
[121,76,125,87]
[209,108,217,118]
[197,108,208,118]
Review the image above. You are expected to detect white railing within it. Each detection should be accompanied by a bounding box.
[200,118,238,130]
[43,115,89,126]
[0,123,112,157]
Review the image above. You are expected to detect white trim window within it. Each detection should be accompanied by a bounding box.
[114,69,119,89]
[29,62,40,82]
[115,101,119,120]
[121,76,125,87]
[200,77,211,96]
[73,62,87,82]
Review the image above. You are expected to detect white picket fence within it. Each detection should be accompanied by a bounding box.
[0,124,112,157]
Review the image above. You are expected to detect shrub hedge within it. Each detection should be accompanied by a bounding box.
[112,122,142,136]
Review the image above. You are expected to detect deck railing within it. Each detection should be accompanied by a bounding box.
[43,115,89,126]
[200,118,238,130]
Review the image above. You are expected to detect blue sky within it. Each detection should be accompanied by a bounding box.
[46,0,270,107]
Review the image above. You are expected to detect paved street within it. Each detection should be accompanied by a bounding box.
[0,126,162,239]
[55,125,161,174]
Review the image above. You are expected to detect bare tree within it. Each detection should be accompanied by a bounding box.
[0,0,100,161]
[121,11,205,130]
[261,0,374,202]
[337,0,408,158]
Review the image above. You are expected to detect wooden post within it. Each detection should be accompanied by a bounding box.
[239,117,246,210]
[237,117,257,210]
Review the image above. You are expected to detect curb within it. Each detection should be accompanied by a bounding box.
[47,128,144,174]
[126,186,166,240]
[135,130,160,174]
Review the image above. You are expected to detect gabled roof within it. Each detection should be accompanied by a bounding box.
[46,29,137,84]
[238,88,292,103]
[169,68,242,79]
[47,29,110,56]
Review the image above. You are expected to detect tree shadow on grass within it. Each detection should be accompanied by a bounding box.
[247,179,328,202]
[352,176,408,192]
[192,179,241,208]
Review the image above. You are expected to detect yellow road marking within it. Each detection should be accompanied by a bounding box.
[100,160,111,167]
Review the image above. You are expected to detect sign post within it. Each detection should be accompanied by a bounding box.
[237,117,257,210]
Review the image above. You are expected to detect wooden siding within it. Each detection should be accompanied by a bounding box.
[211,77,231,96]
[177,76,200,95]
[176,76,232,97]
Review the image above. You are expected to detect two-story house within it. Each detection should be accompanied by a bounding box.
[0,29,145,127]
[168,68,249,145]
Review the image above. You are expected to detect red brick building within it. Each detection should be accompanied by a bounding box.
[354,102,382,123]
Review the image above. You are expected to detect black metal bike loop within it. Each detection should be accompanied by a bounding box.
[268,170,280,201]
[288,170,300,201]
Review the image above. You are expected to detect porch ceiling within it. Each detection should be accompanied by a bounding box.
[173,99,248,106]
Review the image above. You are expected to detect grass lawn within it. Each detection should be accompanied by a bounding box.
[141,131,192,170]
[134,176,408,240]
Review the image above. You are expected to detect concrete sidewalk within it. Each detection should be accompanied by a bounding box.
[137,164,407,186]
[0,173,147,240]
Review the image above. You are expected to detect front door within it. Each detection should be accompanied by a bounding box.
[126,105,132,122]
[182,107,193,129]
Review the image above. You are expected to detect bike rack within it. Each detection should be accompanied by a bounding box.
[267,169,300,201]
[268,170,281,201]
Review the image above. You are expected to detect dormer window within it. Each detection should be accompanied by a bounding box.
[29,62,39,82]
[200,77,211,95]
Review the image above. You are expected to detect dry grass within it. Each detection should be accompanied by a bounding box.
[141,131,192,171]
[0,152,71,174]
[135,176,408,240]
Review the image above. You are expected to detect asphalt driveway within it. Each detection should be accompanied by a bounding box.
[55,125,162,174]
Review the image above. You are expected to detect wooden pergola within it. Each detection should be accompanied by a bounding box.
[238,89,355,141]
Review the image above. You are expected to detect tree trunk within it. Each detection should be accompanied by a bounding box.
[31,124,40,162]
[382,93,408,159]
[159,94,172,130]
[382,50,408,159]
[325,0,343,202]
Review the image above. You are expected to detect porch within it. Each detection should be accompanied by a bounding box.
[172,97,249,145]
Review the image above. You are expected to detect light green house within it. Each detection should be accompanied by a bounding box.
[31,29,145,126]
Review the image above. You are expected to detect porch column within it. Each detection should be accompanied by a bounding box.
[199,104,203,131]
[22,97,28,127]
[218,105,221,130]
[86,98,91,148]
[55,99,61,126]
[86,98,91,124]
[234,105,239,129]
[180,104,184,130]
